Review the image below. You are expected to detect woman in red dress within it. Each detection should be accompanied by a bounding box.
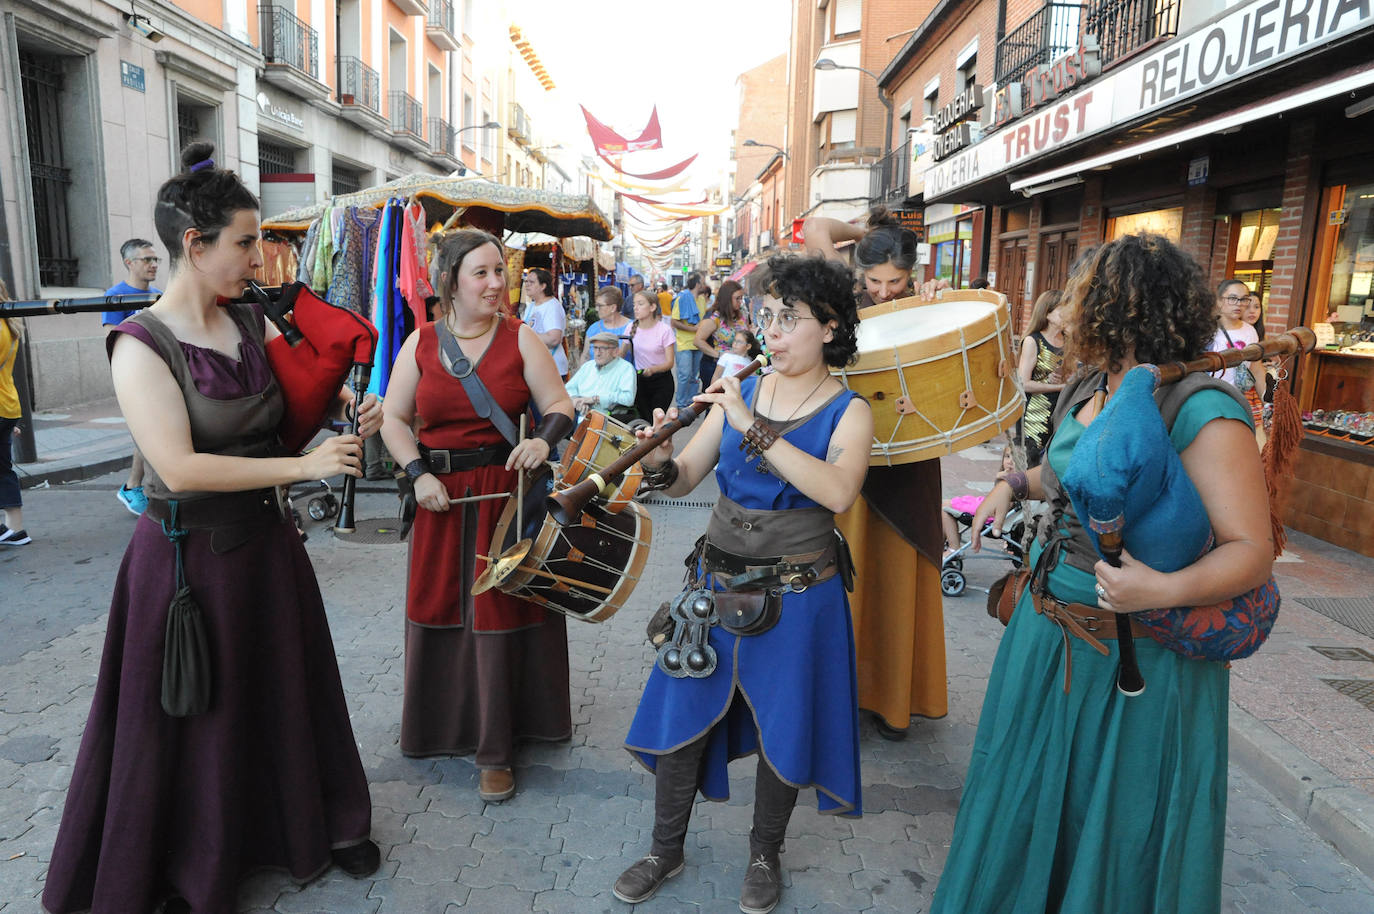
[380,230,575,801]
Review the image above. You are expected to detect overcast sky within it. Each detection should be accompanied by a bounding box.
[515,0,791,195]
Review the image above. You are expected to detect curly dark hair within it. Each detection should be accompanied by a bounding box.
[764,253,861,367]
[1062,233,1217,373]
[154,142,259,266]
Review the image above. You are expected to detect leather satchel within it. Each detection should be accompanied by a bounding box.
[986,568,1030,626]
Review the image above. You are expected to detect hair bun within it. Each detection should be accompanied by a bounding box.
[865,205,898,229]
[180,141,216,173]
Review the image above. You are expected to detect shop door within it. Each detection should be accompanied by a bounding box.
[999,236,1028,328]
[1038,230,1078,298]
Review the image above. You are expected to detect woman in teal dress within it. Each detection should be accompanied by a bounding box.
[933,234,1274,914]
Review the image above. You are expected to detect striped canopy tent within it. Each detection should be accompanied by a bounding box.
[261,173,613,241]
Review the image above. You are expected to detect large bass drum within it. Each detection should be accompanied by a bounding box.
[558,410,643,513]
[482,487,652,624]
[834,289,1023,466]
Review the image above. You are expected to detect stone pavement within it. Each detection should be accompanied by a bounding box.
[1,409,1373,912]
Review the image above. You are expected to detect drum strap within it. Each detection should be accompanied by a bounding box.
[435,320,521,448]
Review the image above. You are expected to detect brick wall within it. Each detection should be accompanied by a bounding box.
[1179,182,1217,272]
[1268,117,1317,335]
[734,54,789,201]
[1080,176,1104,250]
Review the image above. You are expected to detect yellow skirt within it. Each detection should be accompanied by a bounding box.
[837,495,949,726]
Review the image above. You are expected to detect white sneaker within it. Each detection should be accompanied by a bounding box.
[0,526,31,546]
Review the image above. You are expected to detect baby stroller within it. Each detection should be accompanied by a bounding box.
[940,501,1028,597]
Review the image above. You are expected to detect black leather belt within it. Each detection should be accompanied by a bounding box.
[146,488,284,529]
[701,541,837,593]
[418,443,512,475]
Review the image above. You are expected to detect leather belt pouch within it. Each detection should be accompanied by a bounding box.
[716,590,782,637]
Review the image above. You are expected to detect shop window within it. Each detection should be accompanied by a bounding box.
[1228,208,1281,309]
[1299,182,1374,447]
[1003,205,1030,233]
[957,53,977,94]
[930,216,975,288]
[1106,206,1183,243]
[332,161,366,196]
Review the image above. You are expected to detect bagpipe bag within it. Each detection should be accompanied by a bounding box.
[1060,365,1279,661]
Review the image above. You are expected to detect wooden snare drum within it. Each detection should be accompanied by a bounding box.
[559,410,643,512]
[834,289,1023,466]
[485,493,652,623]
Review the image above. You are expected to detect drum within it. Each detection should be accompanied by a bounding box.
[558,410,643,512]
[834,289,1023,466]
[485,493,652,623]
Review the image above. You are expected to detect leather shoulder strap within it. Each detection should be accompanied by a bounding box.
[434,319,521,447]
[125,310,193,390]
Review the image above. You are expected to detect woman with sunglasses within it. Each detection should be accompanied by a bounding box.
[804,207,948,740]
[613,254,872,914]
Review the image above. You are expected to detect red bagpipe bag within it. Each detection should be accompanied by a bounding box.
[1060,365,1279,663]
[255,283,378,455]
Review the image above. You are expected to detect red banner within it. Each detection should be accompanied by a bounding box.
[597,151,698,181]
[580,105,663,155]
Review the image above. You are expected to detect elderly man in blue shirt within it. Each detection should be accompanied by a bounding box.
[567,331,638,422]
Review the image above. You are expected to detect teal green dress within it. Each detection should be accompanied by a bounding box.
[931,390,1251,914]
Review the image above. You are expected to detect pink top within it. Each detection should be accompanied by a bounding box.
[630,319,674,372]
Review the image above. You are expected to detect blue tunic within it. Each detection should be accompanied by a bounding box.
[624,376,864,816]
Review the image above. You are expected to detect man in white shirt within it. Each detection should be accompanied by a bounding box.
[522,268,568,379]
[1210,279,1260,386]
[566,332,637,421]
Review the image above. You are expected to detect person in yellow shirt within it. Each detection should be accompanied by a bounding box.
[670,273,704,408]
[0,282,28,546]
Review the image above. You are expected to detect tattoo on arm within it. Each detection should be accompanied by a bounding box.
[827,444,844,463]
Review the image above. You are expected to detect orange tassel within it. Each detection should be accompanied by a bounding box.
[1260,370,1303,558]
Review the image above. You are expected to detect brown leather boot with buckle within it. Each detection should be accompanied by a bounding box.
[613,852,685,904]
[478,767,515,802]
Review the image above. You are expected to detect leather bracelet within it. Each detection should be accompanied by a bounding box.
[534,411,574,446]
[404,458,431,481]
[740,419,780,460]
[1004,469,1029,501]
[640,458,679,492]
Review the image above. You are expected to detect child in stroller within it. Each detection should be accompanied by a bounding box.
[940,447,1026,597]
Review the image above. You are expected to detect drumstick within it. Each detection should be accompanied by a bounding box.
[474,554,615,595]
[518,414,527,537]
[447,491,514,505]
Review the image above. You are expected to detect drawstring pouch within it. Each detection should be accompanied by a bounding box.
[160,501,212,717]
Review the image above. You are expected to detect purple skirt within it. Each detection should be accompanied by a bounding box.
[43,514,372,914]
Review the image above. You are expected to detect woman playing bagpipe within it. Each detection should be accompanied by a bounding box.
[44,143,383,914]
[379,230,575,803]
[931,234,1275,914]
[803,207,948,738]
[613,255,873,914]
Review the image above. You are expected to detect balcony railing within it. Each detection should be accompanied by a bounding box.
[428,117,455,157]
[259,5,319,79]
[337,56,380,112]
[995,2,1081,86]
[1084,0,1180,69]
[389,90,423,139]
[870,140,911,207]
[427,0,454,35]
[996,0,1179,86]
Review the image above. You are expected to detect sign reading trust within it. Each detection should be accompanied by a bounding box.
[924,0,1374,200]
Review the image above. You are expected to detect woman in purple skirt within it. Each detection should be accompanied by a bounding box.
[42,142,381,914]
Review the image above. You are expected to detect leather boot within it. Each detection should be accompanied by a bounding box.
[614,738,705,903]
[478,767,515,802]
[739,757,798,914]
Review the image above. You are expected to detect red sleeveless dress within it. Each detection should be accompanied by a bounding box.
[401,316,571,762]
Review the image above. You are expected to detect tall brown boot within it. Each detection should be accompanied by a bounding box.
[739,756,798,914]
[614,738,706,904]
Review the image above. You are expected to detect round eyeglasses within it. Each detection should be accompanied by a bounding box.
[755,307,817,334]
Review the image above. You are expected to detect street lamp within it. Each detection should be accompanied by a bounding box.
[456,119,501,136]
[814,58,893,162]
[742,139,789,160]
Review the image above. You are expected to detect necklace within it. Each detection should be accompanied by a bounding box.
[448,315,496,340]
[750,373,830,474]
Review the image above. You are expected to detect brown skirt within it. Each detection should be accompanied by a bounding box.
[837,494,949,728]
[400,617,573,767]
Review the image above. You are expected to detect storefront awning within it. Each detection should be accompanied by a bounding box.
[1010,62,1374,194]
[728,261,759,283]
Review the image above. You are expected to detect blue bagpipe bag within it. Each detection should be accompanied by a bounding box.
[1060,364,1279,661]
